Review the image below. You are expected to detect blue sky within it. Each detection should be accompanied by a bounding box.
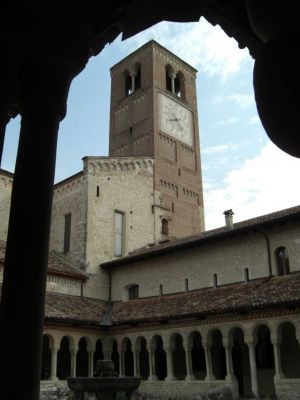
[2,19,300,230]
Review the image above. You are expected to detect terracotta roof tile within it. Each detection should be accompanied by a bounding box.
[102,204,300,268]
[111,272,300,324]
[40,272,300,326]
[0,240,87,280]
[45,292,106,325]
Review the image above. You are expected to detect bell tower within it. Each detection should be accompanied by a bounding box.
[109,41,205,237]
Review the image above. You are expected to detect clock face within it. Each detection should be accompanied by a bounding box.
[159,92,193,146]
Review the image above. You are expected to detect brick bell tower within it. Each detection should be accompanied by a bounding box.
[109,40,205,238]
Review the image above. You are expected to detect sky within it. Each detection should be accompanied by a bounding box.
[2,18,300,230]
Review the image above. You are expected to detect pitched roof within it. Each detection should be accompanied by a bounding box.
[111,273,300,324]
[0,240,87,280]
[47,251,87,280]
[42,272,300,326]
[45,292,106,325]
[102,204,300,268]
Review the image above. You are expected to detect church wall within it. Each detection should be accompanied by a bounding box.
[46,274,82,296]
[109,41,205,238]
[50,173,88,270]
[110,223,300,301]
[109,43,155,158]
[0,170,13,241]
[268,223,300,275]
[151,43,204,236]
[83,157,155,300]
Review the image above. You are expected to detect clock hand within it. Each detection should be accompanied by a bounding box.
[169,118,181,121]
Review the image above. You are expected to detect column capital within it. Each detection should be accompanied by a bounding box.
[165,343,175,353]
[202,339,212,348]
[51,344,60,353]
[244,335,257,347]
[70,343,79,353]
[222,338,233,348]
[271,331,281,345]
[87,346,94,354]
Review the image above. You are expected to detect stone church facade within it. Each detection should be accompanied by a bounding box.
[1,41,300,400]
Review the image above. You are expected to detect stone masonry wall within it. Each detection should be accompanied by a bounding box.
[84,157,155,300]
[138,381,237,400]
[50,173,87,270]
[46,274,82,296]
[40,381,69,400]
[39,380,236,400]
[275,379,300,400]
[0,170,13,241]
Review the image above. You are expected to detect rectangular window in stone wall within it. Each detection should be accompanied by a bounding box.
[129,284,139,300]
[114,211,124,256]
[64,213,71,253]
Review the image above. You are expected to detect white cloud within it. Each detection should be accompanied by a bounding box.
[204,142,300,230]
[202,143,239,155]
[248,115,260,125]
[122,19,250,80]
[228,94,254,108]
[215,118,238,126]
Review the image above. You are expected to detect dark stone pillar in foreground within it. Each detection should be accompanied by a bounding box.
[0,114,9,166]
[0,45,88,400]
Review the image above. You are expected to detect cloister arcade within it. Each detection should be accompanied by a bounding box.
[42,319,300,398]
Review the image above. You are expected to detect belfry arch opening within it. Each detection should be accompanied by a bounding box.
[174,72,185,99]
[165,65,174,92]
[124,63,141,97]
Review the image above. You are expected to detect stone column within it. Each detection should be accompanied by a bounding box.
[88,347,94,377]
[0,70,15,167]
[165,344,176,381]
[50,345,59,381]
[0,29,89,400]
[0,114,10,167]
[131,74,136,93]
[71,345,78,377]
[224,341,235,381]
[148,347,157,381]
[245,340,259,398]
[271,334,285,380]
[170,72,176,94]
[183,337,195,381]
[119,350,125,377]
[203,342,215,381]
[134,346,140,377]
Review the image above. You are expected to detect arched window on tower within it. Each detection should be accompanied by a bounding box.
[124,70,132,96]
[161,218,169,237]
[124,64,141,97]
[134,64,141,91]
[165,65,173,92]
[276,246,290,276]
[174,72,185,99]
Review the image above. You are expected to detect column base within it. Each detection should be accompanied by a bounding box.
[225,374,237,382]
[205,374,216,381]
[185,375,195,381]
[274,373,285,382]
[165,376,177,382]
[147,375,158,381]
